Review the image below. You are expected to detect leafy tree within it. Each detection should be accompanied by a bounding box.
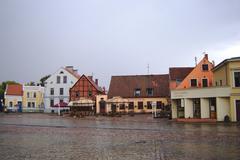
[40,75,50,87]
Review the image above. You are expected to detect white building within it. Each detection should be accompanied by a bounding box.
[44,66,80,113]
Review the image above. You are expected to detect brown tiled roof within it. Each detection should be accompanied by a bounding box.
[64,67,81,79]
[108,74,170,98]
[169,67,194,81]
[5,84,23,96]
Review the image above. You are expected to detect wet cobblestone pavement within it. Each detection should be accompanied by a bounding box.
[0,113,239,160]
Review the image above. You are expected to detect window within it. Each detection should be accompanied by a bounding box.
[147,101,152,109]
[128,102,134,110]
[119,104,125,110]
[50,99,54,107]
[191,79,197,87]
[32,102,35,108]
[50,88,54,95]
[9,102,13,107]
[76,91,80,97]
[88,90,92,97]
[57,76,61,84]
[176,79,182,85]
[202,79,208,87]
[60,88,64,95]
[27,102,31,108]
[202,64,209,71]
[60,99,64,103]
[33,92,36,98]
[146,88,153,96]
[138,101,143,109]
[60,71,64,74]
[27,92,30,98]
[134,89,141,96]
[234,72,240,87]
[63,76,67,83]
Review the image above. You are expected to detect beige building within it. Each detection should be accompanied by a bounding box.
[22,86,45,112]
[96,74,170,114]
[171,57,240,122]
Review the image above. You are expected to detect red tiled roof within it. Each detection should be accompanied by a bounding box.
[169,67,194,81]
[5,84,23,96]
[108,74,170,98]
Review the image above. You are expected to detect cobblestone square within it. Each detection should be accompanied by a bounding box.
[0,113,239,160]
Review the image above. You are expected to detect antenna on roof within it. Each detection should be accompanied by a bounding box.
[195,57,197,66]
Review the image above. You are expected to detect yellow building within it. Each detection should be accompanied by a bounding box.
[22,86,45,112]
[212,57,240,122]
[96,74,170,114]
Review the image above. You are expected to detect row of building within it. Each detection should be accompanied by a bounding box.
[3,55,240,122]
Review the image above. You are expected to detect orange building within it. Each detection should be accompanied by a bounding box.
[176,54,214,89]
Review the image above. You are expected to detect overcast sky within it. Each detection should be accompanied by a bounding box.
[0,0,240,89]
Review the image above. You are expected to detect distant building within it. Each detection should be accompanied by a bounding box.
[4,84,23,112]
[44,66,80,113]
[171,55,240,122]
[22,86,45,112]
[103,74,170,114]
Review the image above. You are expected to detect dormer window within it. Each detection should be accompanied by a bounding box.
[146,88,153,96]
[134,89,141,96]
[202,64,209,71]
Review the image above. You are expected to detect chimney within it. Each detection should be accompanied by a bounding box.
[73,69,78,74]
[204,54,208,60]
[65,66,73,70]
[95,79,98,85]
[88,76,93,80]
[212,60,215,67]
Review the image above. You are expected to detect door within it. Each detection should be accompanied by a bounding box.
[193,99,201,118]
[236,100,240,122]
[111,104,117,113]
[99,100,106,113]
[209,98,216,119]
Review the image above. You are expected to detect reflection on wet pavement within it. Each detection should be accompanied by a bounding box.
[0,113,239,160]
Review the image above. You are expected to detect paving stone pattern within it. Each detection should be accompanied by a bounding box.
[0,113,239,160]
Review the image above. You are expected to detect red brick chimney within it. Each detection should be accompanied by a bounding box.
[204,54,208,60]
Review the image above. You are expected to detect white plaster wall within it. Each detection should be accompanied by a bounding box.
[216,97,230,121]
[184,98,193,118]
[200,98,210,118]
[44,67,78,112]
[171,100,177,118]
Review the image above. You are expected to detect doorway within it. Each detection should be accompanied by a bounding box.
[99,99,106,114]
[209,98,216,119]
[193,99,201,118]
